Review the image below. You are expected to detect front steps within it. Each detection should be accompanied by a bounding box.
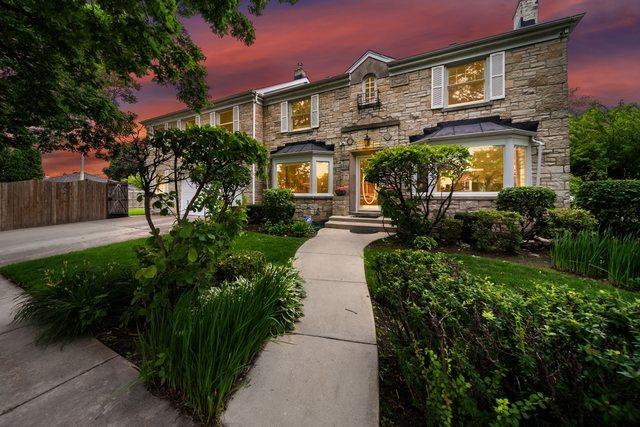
[324,215,396,232]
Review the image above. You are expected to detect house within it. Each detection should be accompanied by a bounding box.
[141,0,583,222]
[45,172,114,183]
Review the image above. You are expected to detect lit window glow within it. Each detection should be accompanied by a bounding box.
[291,98,311,131]
[277,162,311,193]
[438,146,504,192]
[447,60,485,106]
[218,109,233,132]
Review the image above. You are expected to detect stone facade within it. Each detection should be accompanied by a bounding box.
[142,13,581,223]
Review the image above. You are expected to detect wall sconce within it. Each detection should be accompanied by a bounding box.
[363,133,371,147]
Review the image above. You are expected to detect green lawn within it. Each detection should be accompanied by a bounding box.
[364,247,639,301]
[128,207,145,216]
[1,231,307,289]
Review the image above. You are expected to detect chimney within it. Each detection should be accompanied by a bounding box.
[294,63,307,80]
[514,0,539,29]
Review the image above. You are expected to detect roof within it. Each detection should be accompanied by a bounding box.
[409,116,539,143]
[45,173,114,183]
[271,140,334,156]
[346,50,395,74]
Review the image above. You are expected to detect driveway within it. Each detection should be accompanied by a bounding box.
[0,216,190,426]
[0,216,175,267]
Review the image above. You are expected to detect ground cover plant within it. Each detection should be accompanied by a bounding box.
[367,248,640,425]
[552,231,640,290]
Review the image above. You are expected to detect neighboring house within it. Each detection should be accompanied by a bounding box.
[142,0,583,221]
[45,172,114,183]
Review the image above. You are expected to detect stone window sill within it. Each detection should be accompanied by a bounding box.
[286,128,315,136]
[441,101,493,113]
[293,194,333,200]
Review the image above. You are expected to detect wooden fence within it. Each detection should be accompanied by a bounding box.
[0,180,128,231]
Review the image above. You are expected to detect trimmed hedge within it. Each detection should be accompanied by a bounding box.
[455,209,523,253]
[576,180,640,235]
[431,217,463,245]
[546,207,597,236]
[496,186,556,238]
[370,249,640,425]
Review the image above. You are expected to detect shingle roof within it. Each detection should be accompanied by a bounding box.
[409,116,539,143]
[271,140,334,156]
[45,173,115,183]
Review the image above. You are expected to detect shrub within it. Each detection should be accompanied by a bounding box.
[496,186,556,238]
[0,146,44,182]
[264,218,314,238]
[246,204,264,225]
[214,250,267,283]
[546,207,597,236]
[455,209,522,253]
[14,264,135,343]
[551,231,640,289]
[431,217,463,245]
[576,180,640,235]
[263,188,295,224]
[413,236,437,250]
[138,264,303,423]
[369,249,640,425]
[364,144,471,242]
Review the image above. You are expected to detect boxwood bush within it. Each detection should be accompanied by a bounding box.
[370,249,640,425]
[455,209,523,253]
[496,186,556,238]
[263,188,295,224]
[546,207,597,236]
[576,180,640,235]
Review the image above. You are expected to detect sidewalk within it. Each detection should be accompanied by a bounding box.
[222,227,386,426]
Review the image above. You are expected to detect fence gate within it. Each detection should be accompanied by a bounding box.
[107,183,129,217]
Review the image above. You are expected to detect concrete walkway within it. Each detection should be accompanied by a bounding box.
[0,217,190,426]
[223,227,386,426]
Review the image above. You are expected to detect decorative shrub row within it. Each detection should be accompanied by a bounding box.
[551,231,640,289]
[455,209,523,253]
[576,179,640,235]
[369,249,640,425]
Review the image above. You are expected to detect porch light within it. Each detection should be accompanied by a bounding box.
[363,134,371,147]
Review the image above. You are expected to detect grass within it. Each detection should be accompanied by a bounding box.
[364,246,639,301]
[0,231,307,289]
[128,207,145,216]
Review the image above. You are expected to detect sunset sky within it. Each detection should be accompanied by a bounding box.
[43,0,640,177]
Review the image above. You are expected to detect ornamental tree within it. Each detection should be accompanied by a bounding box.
[0,0,296,151]
[365,144,471,242]
[0,146,44,182]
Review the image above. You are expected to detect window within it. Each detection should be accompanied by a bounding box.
[152,124,165,133]
[362,75,376,104]
[218,109,233,132]
[435,140,530,194]
[182,116,197,129]
[447,59,485,106]
[291,97,311,131]
[273,156,333,195]
[166,120,178,129]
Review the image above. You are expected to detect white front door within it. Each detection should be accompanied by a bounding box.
[356,155,380,212]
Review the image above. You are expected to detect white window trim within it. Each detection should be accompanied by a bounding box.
[443,57,490,109]
[430,134,532,198]
[362,74,377,102]
[271,153,333,197]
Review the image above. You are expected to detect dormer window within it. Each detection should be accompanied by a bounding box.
[447,60,485,106]
[362,75,376,103]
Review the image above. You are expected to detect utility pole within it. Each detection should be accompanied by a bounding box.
[80,153,85,180]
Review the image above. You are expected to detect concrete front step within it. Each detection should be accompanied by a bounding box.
[325,215,396,232]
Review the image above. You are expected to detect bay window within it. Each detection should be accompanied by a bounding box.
[435,137,531,195]
[272,154,333,196]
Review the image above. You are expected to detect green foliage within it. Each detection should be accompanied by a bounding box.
[0,0,295,150]
[246,204,265,224]
[0,146,44,182]
[263,188,295,223]
[14,264,135,343]
[575,179,640,235]
[546,207,597,236]
[552,231,640,289]
[369,249,640,425]
[264,219,314,238]
[413,236,437,250]
[496,186,556,238]
[570,103,640,180]
[455,210,523,253]
[138,264,303,423]
[214,250,267,283]
[431,217,464,245]
[364,144,471,242]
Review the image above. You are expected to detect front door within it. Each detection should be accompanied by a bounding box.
[356,156,380,212]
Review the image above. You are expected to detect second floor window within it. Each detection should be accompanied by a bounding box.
[447,59,485,106]
[291,97,311,131]
[182,116,197,129]
[218,109,233,131]
[362,75,376,103]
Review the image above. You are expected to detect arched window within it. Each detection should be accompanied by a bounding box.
[362,74,376,104]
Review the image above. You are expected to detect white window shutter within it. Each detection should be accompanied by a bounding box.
[431,65,445,109]
[195,115,201,126]
[310,94,319,128]
[490,52,505,100]
[280,101,289,133]
[210,112,217,126]
[232,105,240,131]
